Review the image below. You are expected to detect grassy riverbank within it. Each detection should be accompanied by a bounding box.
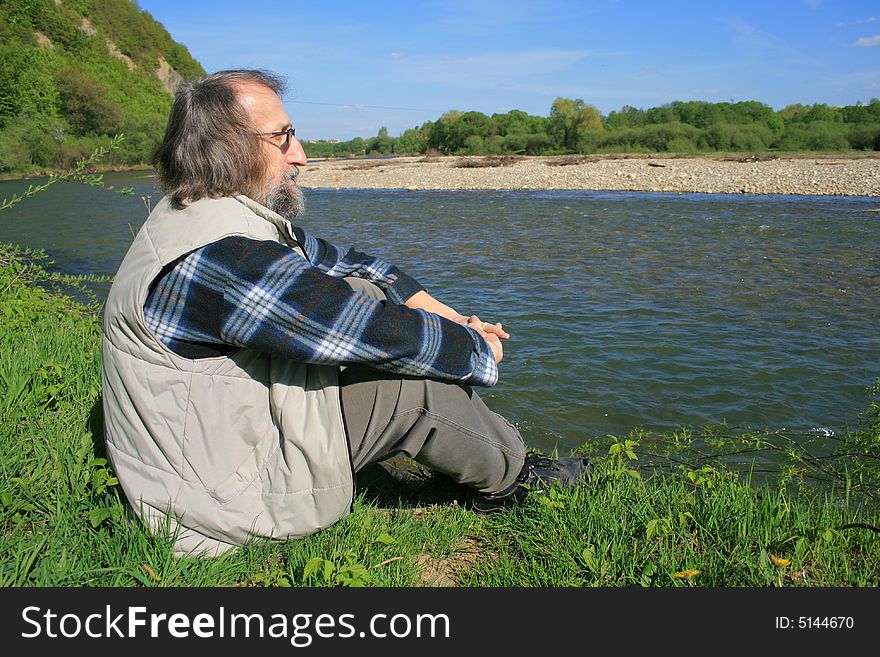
[2,243,879,587]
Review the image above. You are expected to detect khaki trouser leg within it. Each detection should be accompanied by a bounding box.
[340,277,526,493]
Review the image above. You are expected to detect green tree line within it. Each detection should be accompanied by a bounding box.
[304,97,880,159]
[0,0,203,175]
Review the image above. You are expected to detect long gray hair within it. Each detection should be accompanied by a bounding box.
[152,69,288,207]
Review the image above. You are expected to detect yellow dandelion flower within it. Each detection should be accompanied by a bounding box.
[673,569,701,578]
[770,555,790,568]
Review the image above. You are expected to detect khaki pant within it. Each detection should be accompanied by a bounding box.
[339,278,526,494]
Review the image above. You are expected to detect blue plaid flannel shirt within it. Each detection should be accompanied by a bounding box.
[143,227,498,387]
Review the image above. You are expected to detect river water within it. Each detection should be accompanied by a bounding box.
[1,171,878,457]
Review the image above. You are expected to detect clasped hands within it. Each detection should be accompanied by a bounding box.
[458,313,508,364]
[403,290,508,364]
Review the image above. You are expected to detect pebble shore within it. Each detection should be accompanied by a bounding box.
[299,154,880,197]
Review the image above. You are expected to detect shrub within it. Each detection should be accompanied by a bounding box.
[779,122,851,150]
[847,124,880,150]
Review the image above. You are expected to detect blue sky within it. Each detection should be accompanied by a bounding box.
[137,0,880,141]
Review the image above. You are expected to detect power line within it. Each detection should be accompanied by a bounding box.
[286,99,446,113]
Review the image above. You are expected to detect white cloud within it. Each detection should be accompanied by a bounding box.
[836,16,877,28]
[856,35,880,46]
[823,69,880,94]
[724,17,816,66]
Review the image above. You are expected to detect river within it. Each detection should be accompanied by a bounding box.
[1,171,878,457]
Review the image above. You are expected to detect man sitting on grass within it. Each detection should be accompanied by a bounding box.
[101,69,589,556]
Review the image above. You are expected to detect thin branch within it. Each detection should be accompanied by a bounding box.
[372,556,404,569]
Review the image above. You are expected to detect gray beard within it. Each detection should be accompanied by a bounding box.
[264,168,305,219]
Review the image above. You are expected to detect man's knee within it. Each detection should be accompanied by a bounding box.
[344,277,387,301]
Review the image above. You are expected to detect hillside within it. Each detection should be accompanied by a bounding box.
[0,0,205,174]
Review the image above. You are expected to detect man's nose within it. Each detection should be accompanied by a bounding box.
[286,136,308,166]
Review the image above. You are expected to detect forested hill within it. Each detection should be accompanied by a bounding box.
[1,0,204,174]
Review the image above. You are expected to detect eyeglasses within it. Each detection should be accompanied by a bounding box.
[255,126,296,152]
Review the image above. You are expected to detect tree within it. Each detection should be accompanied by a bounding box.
[670,101,720,128]
[605,105,646,130]
[369,126,393,154]
[0,114,67,170]
[841,98,880,124]
[58,66,122,136]
[397,126,428,154]
[549,97,603,152]
[427,110,461,153]
[427,110,492,153]
[731,101,783,134]
[491,109,544,136]
[802,103,842,123]
[778,103,810,123]
[463,135,484,154]
[0,44,61,128]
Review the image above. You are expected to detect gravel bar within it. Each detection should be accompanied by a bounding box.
[299,154,880,197]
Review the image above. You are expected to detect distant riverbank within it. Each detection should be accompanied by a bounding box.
[299,153,880,197]
[3,154,877,197]
[0,163,153,182]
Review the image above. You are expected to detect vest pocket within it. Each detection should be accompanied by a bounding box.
[203,432,279,504]
[181,373,279,505]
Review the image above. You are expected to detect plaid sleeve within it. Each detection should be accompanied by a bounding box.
[291,224,425,304]
[145,236,498,387]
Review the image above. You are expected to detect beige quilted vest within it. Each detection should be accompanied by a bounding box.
[101,194,353,557]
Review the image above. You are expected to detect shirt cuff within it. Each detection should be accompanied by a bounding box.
[386,271,426,305]
[465,327,499,387]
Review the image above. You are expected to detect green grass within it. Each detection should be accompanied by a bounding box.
[2,243,879,588]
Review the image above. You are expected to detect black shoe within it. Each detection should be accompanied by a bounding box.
[469,451,591,515]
